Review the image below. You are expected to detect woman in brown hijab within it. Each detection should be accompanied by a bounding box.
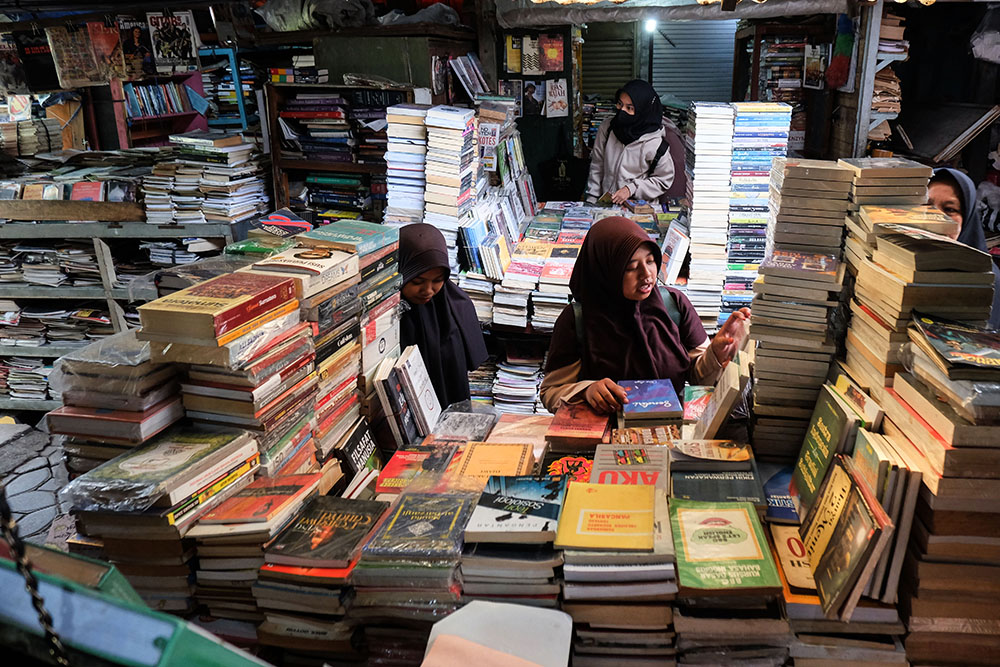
[540,217,749,414]
[399,224,488,407]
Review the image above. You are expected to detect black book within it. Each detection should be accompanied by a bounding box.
[335,417,380,476]
[264,495,388,569]
[670,458,766,513]
[13,31,59,92]
[362,492,476,560]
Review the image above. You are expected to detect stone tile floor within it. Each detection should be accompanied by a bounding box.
[0,424,69,544]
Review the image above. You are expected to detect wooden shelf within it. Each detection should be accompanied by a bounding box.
[277,157,386,174]
[0,222,235,240]
[0,398,61,412]
[252,23,475,47]
[129,111,200,124]
[0,345,83,358]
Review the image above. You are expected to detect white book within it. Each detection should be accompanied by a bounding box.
[395,345,442,436]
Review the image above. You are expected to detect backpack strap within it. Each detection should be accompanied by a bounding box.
[572,286,680,351]
[573,300,586,351]
[647,138,670,177]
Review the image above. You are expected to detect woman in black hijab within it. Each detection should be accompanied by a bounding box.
[928,167,1000,328]
[399,224,488,406]
[585,79,677,206]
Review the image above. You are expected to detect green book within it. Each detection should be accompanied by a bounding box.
[791,384,856,521]
[300,220,399,255]
[670,498,780,594]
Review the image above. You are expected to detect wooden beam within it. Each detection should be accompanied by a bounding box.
[853,0,883,158]
[476,0,499,90]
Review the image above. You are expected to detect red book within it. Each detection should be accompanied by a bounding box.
[259,557,359,585]
[46,397,184,445]
[274,438,318,476]
[546,403,611,447]
[375,444,460,494]
[70,181,104,201]
[138,272,296,340]
[199,473,321,524]
[279,110,347,119]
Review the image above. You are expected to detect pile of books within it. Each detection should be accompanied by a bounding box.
[751,158,853,460]
[384,104,430,226]
[0,118,61,156]
[757,36,807,151]
[269,54,329,84]
[882,317,1000,665]
[492,343,546,415]
[879,11,909,56]
[278,92,355,163]
[47,330,181,476]
[722,102,791,328]
[424,105,478,273]
[201,56,258,127]
[841,157,928,210]
[844,204,957,272]
[0,356,54,401]
[684,102,734,332]
[846,225,995,393]
[304,173,371,215]
[60,426,262,613]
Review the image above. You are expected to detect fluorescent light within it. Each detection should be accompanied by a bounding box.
[644,19,658,33]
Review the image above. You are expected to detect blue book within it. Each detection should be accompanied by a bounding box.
[618,379,682,420]
[300,220,399,255]
[759,462,799,525]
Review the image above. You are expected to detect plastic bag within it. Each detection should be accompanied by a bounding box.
[426,401,500,443]
[378,4,460,26]
[256,0,375,32]
[972,7,1000,65]
[128,255,257,302]
[900,342,1000,424]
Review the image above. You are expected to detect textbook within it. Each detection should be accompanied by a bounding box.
[554,482,655,552]
[670,498,780,594]
[590,444,669,490]
[617,379,682,421]
[265,496,388,569]
[464,475,567,544]
[670,458,766,512]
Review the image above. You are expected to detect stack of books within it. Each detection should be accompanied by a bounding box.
[616,379,683,432]
[269,54,329,83]
[750,249,845,460]
[351,103,388,165]
[458,273,495,322]
[384,104,430,226]
[839,157,931,210]
[60,426,261,613]
[767,158,852,256]
[545,402,612,452]
[253,495,389,659]
[304,173,371,214]
[469,355,499,406]
[723,102,791,328]
[684,102,734,333]
[845,204,958,271]
[186,473,322,622]
[881,318,1000,665]
[279,92,354,163]
[424,105,478,273]
[556,481,676,665]
[47,330,181,476]
[492,343,546,414]
[846,225,994,392]
[671,498,791,664]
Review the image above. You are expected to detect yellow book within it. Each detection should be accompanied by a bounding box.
[456,442,533,482]
[505,35,522,74]
[554,482,655,551]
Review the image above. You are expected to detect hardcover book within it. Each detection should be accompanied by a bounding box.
[362,492,477,560]
[464,475,567,543]
[553,482,655,552]
[455,442,534,482]
[618,379,682,421]
[299,220,399,255]
[590,444,669,490]
[670,498,781,593]
[265,496,389,568]
[199,473,321,524]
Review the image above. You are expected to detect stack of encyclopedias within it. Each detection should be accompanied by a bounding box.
[684,102,734,333]
[750,159,853,462]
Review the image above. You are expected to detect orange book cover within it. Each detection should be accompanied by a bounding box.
[200,473,321,524]
[455,442,534,481]
[547,403,610,440]
[260,556,358,581]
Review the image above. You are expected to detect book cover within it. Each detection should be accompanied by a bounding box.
[911,313,1000,372]
[800,461,853,570]
[397,346,443,436]
[791,385,855,520]
[659,223,690,286]
[611,425,682,445]
[250,208,313,238]
[543,452,593,483]
[618,379,682,420]
[590,445,669,490]
[770,524,815,591]
[873,224,992,272]
[13,31,60,92]
[334,418,380,477]
[465,475,567,543]
[362,492,477,560]
[375,444,459,494]
[759,463,799,525]
[118,17,155,79]
[539,34,564,71]
[146,11,199,73]
[544,78,568,118]
[671,459,766,509]
[504,35,521,73]
[432,411,498,442]
[671,498,781,593]
[265,496,389,568]
[668,440,752,471]
[547,403,610,443]
[300,220,399,255]
[456,442,534,482]
[70,181,104,202]
[0,34,27,95]
[521,80,545,116]
[521,36,543,75]
[759,249,839,282]
[45,25,103,89]
[251,247,359,293]
[86,21,125,80]
[199,473,321,524]
[812,483,878,619]
[553,482,655,552]
[682,386,713,423]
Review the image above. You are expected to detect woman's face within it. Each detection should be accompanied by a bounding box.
[402,268,447,305]
[617,91,636,116]
[622,245,657,301]
[927,181,963,239]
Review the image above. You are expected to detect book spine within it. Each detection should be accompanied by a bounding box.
[166,442,260,507]
[217,301,301,347]
[211,281,297,337]
[360,274,403,312]
[171,455,260,527]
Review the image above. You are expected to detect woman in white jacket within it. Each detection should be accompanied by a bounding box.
[586,79,675,206]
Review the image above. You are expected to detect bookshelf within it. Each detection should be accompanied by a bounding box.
[265,83,414,209]
[109,71,208,148]
[199,47,258,131]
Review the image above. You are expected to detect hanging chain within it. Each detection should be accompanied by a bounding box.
[0,481,71,666]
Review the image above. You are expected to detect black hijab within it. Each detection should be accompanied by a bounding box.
[932,167,1000,329]
[399,224,488,406]
[545,217,702,396]
[610,79,664,146]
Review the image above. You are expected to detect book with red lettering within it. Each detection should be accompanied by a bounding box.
[137,272,296,341]
[374,443,459,494]
[545,403,611,451]
[199,473,322,524]
[590,444,669,491]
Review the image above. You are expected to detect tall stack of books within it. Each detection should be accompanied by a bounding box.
[684,102,734,332]
[881,317,1000,665]
[253,495,389,660]
[47,330,181,477]
[492,343,546,415]
[279,92,354,163]
[722,102,791,328]
[671,498,791,664]
[846,225,995,394]
[840,157,930,211]
[186,472,322,622]
[60,426,261,613]
[556,478,676,665]
[384,104,430,226]
[750,158,853,461]
[424,106,478,272]
[757,36,807,151]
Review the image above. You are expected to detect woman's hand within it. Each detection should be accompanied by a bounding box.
[611,186,632,205]
[584,378,629,414]
[711,308,751,366]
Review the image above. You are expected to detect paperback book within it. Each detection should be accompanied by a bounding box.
[464,475,568,544]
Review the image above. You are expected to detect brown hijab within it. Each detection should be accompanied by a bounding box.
[545,217,701,394]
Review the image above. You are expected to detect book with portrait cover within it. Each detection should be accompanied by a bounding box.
[264,496,389,568]
[618,379,682,420]
[118,17,156,79]
[465,475,567,543]
[87,22,125,80]
[146,11,199,73]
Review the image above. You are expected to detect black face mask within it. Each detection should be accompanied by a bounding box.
[610,80,663,146]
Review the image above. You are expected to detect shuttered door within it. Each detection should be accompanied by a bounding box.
[582,23,637,98]
[649,20,739,103]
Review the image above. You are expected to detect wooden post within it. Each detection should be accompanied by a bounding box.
[476,0,498,90]
[853,0,884,158]
[92,238,129,333]
[45,100,85,150]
